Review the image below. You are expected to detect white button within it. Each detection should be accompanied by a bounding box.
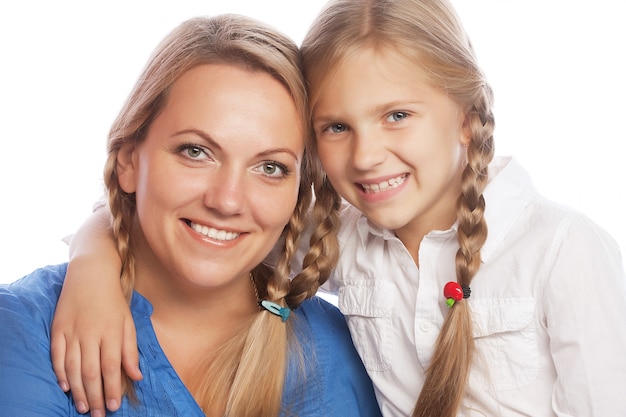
[420,321,431,332]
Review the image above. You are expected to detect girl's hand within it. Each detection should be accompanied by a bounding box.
[51,258,142,416]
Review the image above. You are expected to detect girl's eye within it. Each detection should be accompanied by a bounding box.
[324,123,347,134]
[386,111,408,122]
[259,161,289,178]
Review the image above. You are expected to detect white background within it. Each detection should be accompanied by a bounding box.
[1,1,625,283]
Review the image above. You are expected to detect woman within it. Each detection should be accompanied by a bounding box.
[0,14,380,417]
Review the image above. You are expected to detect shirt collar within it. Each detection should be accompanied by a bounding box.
[356,216,395,241]
[481,156,536,262]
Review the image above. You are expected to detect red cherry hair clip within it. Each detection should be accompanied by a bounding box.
[444,282,471,307]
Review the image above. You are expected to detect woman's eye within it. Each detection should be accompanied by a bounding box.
[259,161,289,178]
[178,144,209,160]
[386,111,408,122]
[185,146,204,158]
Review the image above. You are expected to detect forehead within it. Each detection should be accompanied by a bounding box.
[168,63,294,113]
[313,46,438,108]
[159,63,305,151]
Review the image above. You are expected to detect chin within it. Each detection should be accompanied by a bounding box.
[365,214,401,231]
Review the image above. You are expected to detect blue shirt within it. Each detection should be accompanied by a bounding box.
[0,264,381,416]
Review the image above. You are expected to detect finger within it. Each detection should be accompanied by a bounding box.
[80,341,107,417]
[50,332,69,392]
[100,335,123,411]
[64,340,90,414]
[121,318,142,381]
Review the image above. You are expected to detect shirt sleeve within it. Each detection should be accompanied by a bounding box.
[62,195,108,245]
[542,213,626,416]
[0,279,72,416]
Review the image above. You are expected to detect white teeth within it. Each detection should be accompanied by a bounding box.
[190,222,239,241]
[360,174,407,193]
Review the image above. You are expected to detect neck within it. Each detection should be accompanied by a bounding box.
[134,267,259,330]
[135,266,259,388]
[394,209,458,266]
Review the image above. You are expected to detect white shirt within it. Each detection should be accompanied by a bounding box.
[320,156,626,416]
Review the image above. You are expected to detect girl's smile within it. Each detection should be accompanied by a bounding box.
[355,173,410,203]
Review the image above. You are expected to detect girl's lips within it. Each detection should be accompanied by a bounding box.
[357,174,408,193]
[185,220,240,241]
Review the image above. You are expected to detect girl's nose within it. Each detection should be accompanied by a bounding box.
[351,129,386,171]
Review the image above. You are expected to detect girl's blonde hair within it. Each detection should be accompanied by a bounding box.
[105,14,338,416]
[301,1,495,416]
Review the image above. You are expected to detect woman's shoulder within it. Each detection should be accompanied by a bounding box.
[296,296,347,334]
[291,296,382,416]
[1,263,67,320]
[0,264,72,416]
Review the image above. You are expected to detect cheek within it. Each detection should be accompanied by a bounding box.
[317,141,345,179]
[135,161,198,211]
[134,170,170,220]
[254,185,300,231]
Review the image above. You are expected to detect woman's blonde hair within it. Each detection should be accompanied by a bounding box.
[301,0,495,416]
[104,14,338,416]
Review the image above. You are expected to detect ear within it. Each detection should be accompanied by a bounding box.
[460,111,472,147]
[116,142,138,194]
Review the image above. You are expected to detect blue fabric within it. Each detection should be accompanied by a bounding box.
[0,264,381,416]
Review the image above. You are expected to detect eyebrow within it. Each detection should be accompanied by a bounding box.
[175,128,223,150]
[372,100,425,115]
[257,148,300,162]
[174,129,300,161]
[311,114,335,126]
[313,100,426,123]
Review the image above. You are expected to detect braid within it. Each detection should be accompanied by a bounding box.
[103,150,136,303]
[103,148,139,399]
[217,159,322,415]
[287,174,341,308]
[413,85,494,417]
[278,178,313,308]
[456,85,494,283]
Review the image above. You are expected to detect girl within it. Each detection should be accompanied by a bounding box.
[0,14,380,417]
[50,1,626,416]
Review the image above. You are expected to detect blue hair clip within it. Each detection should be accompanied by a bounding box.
[259,300,291,322]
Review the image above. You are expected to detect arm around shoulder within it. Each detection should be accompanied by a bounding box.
[51,206,139,415]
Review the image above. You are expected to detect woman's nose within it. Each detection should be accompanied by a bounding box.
[202,167,247,216]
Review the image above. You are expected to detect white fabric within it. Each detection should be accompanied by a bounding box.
[318,156,626,416]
